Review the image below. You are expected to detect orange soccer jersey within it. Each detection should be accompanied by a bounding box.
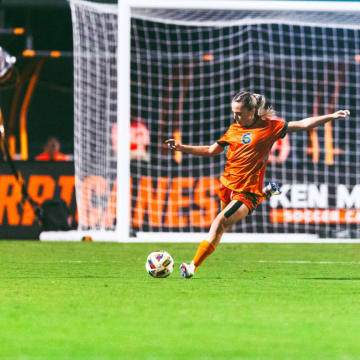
[217,117,287,197]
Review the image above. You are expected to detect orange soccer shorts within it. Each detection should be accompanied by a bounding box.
[218,183,262,214]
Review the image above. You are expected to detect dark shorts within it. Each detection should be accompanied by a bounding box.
[219,183,262,214]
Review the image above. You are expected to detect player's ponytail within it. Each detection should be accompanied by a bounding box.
[253,93,275,120]
[232,91,275,120]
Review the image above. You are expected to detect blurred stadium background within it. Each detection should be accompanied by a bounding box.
[0,0,359,241]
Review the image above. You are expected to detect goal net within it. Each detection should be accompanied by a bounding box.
[42,0,360,241]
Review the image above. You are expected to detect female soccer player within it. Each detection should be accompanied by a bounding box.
[165,90,349,278]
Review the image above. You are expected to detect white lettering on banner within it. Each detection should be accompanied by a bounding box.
[270,184,291,208]
[308,184,328,208]
[345,210,360,222]
[336,185,360,209]
[291,184,308,207]
[329,210,341,222]
[270,184,328,208]
[283,209,293,222]
[282,209,340,223]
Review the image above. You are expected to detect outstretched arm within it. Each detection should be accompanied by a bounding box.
[287,110,350,133]
[165,139,224,157]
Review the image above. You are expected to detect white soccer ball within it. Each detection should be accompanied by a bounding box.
[145,250,174,278]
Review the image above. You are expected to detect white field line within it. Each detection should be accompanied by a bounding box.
[9,260,124,264]
[9,259,360,265]
[257,260,360,265]
[40,231,360,243]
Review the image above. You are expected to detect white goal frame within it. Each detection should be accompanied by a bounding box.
[40,0,360,242]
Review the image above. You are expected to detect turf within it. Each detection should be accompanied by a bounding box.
[1,241,360,359]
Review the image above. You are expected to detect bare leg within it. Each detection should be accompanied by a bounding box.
[220,200,229,211]
[207,200,249,247]
[180,200,250,278]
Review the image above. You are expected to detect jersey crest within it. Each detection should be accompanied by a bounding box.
[241,132,252,145]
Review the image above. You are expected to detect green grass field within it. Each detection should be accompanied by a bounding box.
[1,241,360,359]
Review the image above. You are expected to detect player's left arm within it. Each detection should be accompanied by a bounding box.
[286,110,350,133]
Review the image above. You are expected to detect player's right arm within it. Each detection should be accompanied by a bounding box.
[165,139,224,157]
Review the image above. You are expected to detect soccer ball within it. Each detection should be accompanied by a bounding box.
[145,250,174,278]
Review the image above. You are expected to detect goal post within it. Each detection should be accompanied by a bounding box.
[41,0,360,242]
[41,0,123,242]
[116,0,131,242]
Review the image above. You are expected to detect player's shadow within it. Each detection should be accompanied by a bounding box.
[304,277,360,281]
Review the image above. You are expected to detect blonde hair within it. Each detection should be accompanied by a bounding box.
[232,90,275,120]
